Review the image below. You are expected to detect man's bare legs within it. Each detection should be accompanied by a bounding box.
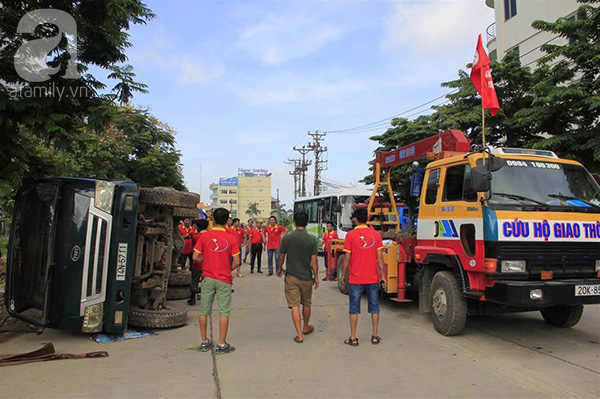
[302,305,312,333]
[291,307,303,340]
[371,313,379,337]
[219,316,229,344]
[199,315,208,341]
[349,314,358,339]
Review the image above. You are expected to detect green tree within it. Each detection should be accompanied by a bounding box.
[246,202,260,219]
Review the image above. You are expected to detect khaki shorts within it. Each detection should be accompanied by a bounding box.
[284,275,313,308]
[199,277,232,316]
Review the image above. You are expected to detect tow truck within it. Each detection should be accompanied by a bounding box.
[329,130,600,335]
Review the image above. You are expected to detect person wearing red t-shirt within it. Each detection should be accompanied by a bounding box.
[321,221,339,281]
[193,208,240,355]
[229,218,247,277]
[188,219,209,306]
[264,216,288,276]
[248,220,264,274]
[340,208,385,347]
[178,219,196,269]
[243,219,254,264]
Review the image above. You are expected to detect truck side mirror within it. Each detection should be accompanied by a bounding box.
[471,166,491,192]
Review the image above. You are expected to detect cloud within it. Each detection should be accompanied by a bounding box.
[129,31,225,85]
[180,57,225,84]
[233,133,283,145]
[236,6,346,65]
[382,0,493,58]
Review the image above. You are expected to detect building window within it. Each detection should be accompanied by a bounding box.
[229,190,237,194]
[504,0,517,20]
[220,199,228,204]
[221,190,228,194]
[230,200,237,204]
[442,164,477,202]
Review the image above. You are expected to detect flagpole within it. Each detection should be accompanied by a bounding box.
[481,106,486,149]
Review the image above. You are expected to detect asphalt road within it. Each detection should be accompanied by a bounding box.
[1,259,599,398]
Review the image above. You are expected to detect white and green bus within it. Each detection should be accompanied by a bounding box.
[293,188,372,244]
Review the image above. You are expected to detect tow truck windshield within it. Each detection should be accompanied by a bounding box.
[489,159,600,212]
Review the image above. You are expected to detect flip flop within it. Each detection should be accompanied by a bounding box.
[303,325,315,335]
[293,336,303,344]
[344,337,359,347]
[371,335,381,345]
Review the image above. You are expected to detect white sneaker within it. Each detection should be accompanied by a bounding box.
[237,273,244,277]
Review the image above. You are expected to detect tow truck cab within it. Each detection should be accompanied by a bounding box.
[5,178,138,333]
[414,148,600,334]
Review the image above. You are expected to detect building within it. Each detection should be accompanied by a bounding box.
[209,169,272,220]
[485,0,580,65]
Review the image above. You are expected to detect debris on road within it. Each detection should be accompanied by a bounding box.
[0,343,108,367]
[91,329,157,344]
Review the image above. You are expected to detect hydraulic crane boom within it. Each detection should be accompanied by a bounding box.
[367,130,471,233]
[374,130,471,171]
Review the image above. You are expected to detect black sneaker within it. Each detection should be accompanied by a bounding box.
[200,339,213,352]
[257,270,263,274]
[215,342,235,355]
[250,270,254,274]
[267,273,273,276]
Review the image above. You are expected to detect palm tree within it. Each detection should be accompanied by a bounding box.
[246,202,260,219]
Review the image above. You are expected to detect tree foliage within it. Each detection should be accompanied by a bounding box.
[367,0,600,199]
[0,1,187,218]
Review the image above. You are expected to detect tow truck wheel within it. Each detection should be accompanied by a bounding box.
[430,271,467,336]
[128,307,188,329]
[337,254,349,295]
[540,305,584,328]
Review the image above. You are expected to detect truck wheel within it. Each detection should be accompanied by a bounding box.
[169,270,192,286]
[128,307,187,329]
[430,270,467,336]
[540,305,584,328]
[173,207,199,218]
[166,286,191,300]
[139,187,199,209]
[337,254,349,295]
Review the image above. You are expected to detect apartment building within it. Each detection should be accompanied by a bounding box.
[485,0,580,65]
[210,169,272,220]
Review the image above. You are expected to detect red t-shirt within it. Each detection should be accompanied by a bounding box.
[194,227,240,284]
[249,227,264,244]
[264,224,287,250]
[228,227,246,246]
[343,225,383,284]
[191,230,207,271]
[322,230,339,252]
[179,225,196,254]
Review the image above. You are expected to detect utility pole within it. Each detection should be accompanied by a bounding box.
[285,158,301,199]
[293,146,312,198]
[308,131,327,196]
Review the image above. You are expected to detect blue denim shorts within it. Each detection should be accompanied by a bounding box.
[349,283,380,314]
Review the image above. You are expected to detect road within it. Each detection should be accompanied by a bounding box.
[1,259,599,398]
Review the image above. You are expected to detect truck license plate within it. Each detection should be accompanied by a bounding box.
[116,243,128,281]
[574,285,600,296]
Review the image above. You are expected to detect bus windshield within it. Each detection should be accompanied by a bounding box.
[489,160,600,212]
[340,195,370,231]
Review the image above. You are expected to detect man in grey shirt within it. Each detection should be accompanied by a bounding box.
[277,211,319,344]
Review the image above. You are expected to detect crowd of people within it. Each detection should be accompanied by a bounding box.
[177,207,385,355]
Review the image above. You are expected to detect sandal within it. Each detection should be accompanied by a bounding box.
[293,336,303,344]
[371,335,381,345]
[303,325,315,335]
[344,337,359,347]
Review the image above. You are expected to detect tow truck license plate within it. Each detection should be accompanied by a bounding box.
[575,285,600,296]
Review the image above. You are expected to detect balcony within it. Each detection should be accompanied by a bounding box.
[486,22,497,60]
[485,0,494,8]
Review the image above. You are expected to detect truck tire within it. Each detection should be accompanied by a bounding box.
[169,270,192,286]
[139,187,199,209]
[173,207,199,218]
[166,286,191,300]
[128,307,187,329]
[337,254,349,295]
[430,270,467,336]
[540,305,584,328]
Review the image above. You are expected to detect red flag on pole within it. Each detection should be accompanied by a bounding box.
[470,34,500,116]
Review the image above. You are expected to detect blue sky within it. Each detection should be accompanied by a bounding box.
[119,0,494,207]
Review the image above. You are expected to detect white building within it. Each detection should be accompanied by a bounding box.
[485,0,580,65]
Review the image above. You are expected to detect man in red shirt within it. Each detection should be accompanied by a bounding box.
[264,216,288,276]
[193,208,240,355]
[340,208,386,347]
[243,219,254,264]
[188,219,209,305]
[178,218,196,269]
[321,221,339,281]
[249,220,264,274]
[229,218,247,277]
